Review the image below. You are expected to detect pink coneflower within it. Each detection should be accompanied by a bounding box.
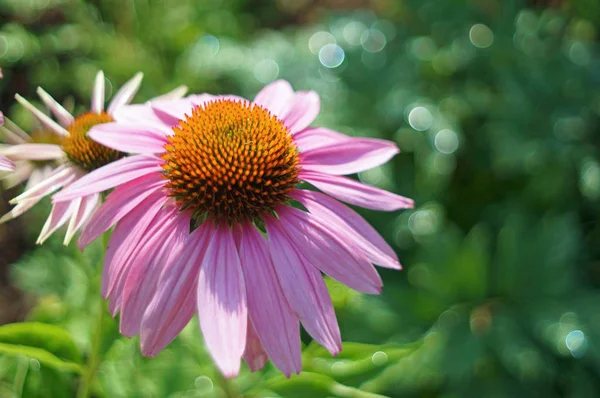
[53,80,414,377]
[1,71,187,244]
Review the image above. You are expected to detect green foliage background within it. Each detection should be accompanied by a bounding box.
[1,0,600,397]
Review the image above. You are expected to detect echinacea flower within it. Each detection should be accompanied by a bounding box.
[53,80,414,377]
[1,71,187,244]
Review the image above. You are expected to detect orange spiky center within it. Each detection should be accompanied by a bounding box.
[161,99,300,223]
[62,112,125,172]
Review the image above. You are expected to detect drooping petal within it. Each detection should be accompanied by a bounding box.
[300,138,399,175]
[91,71,105,114]
[197,223,247,378]
[10,165,76,204]
[299,170,414,211]
[265,215,341,356]
[14,94,69,136]
[36,87,74,127]
[78,173,166,249]
[140,221,214,357]
[88,123,168,154]
[107,72,144,114]
[0,155,14,176]
[238,223,302,376]
[3,161,33,188]
[291,189,401,269]
[36,199,79,244]
[120,208,190,337]
[52,155,163,202]
[293,127,350,152]
[283,91,320,134]
[0,144,64,161]
[276,206,382,294]
[63,193,99,246]
[243,321,268,372]
[253,80,295,119]
[101,191,168,299]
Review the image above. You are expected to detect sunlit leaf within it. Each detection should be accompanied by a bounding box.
[0,343,81,374]
[0,322,82,364]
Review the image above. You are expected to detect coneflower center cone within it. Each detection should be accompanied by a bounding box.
[161,99,300,223]
[63,112,126,172]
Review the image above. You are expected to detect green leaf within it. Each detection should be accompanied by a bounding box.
[0,322,82,364]
[259,372,389,398]
[0,343,82,374]
[302,342,419,389]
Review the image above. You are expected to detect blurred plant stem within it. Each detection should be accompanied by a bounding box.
[76,232,110,398]
[13,355,29,398]
[216,372,239,398]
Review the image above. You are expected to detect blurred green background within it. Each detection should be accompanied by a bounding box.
[1,0,600,397]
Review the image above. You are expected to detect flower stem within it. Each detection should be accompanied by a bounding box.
[76,232,109,398]
[76,300,105,398]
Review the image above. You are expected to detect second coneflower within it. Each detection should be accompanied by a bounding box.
[53,80,414,377]
[1,71,187,244]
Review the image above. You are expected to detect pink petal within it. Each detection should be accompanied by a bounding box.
[52,155,162,202]
[91,71,105,114]
[277,206,382,294]
[265,215,341,356]
[107,72,144,114]
[292,189,401,269]
[36,199,79,244]
[10,165,76,204]
[243,321,268,373]
[36,87,74,127]
[3,161,33,188]
[293,127,350,152]
[112,103,174,128]
[63,193,99,245]
[253,80,295,119]
[300,138,399,175]
[142,287,196,356]
[150,98,195,123]
[88,123,168,154]
[14,95,69,136]
[283,91,320,134]
[1,144,64,161]
[120,208,190,337]
[140,221,214,357]
[0,155,14,174]
[197,223,247,378]
[299,170,414,211]
[101,191,168,299]
[78,173,166,249]
[238,223,301,376]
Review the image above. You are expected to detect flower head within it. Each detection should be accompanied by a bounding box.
[1,71,187,244]
[53,80,414,377]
